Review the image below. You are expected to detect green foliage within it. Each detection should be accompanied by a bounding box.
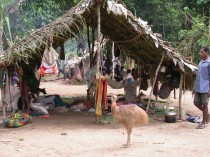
[9,0,80,41]
[124,0,209,63]
[0,0,17,49]
[178,15,209,63]
[1,0,209,64]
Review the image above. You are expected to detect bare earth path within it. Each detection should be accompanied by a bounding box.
[0,80,210,157]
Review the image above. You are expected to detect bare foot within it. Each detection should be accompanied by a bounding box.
[196,123,206,129]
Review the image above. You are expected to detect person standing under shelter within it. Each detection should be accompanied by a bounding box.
[193,46,210,129]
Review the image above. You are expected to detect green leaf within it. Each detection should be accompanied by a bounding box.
[4,15,13,44]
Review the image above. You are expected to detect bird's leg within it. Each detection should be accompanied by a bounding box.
[122,126,132,148]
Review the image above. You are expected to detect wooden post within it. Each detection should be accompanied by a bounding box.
[146,52,165,112]
[91,26,95,67]
[112,42,115,79]
[95,2,101,124]
[179,72,184,120]
[174,89,176,99]
[87,23,91,68]
[131,59,135,69]
[96,3,101,74]
[1,87,6,117]
[126,57,130,69]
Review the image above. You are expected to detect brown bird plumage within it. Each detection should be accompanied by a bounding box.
[111,95,148,147]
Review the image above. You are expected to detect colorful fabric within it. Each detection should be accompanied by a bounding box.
[3,112,32,128]
[12,71,19,85]
[95,77,103,116]
[95,76,108,116]
[39,61,58,76]
[39,45,58,76]
[103,80,108,110]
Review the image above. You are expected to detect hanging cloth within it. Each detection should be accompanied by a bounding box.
[153,79,159,96]
[2,69,11,105]
[95,76,108,116]
[60,44,65,60]
[95,77,103,116]
[39,45,58,76]
[39,61,58,76]
[103,79,108,110]
[42,45,58,65]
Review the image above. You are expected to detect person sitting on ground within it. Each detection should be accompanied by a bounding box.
[123,69,134,84]
[132,68,138,81]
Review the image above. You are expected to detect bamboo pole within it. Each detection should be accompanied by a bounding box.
[178,72,184,120]
[112,42,115,79]
[146,52,165,112]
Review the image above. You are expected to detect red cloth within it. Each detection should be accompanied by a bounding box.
[132,73,138,81]
[103,80,108,110]
[84,101,92,109]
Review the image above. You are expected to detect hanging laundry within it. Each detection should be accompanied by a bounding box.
[39,61,58,76]
[95,76,108,116]
[0,67,6,87]
[39,46,58,76]
[42,46,58,65]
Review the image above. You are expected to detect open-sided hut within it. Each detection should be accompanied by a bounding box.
[0,0,198,119]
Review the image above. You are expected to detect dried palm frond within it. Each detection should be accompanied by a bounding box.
[1,0,197,77]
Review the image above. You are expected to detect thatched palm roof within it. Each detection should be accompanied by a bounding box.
[1,0,197,72]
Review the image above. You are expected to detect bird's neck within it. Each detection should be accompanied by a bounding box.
[111,100,119,113]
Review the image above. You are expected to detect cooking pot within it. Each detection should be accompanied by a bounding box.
[165,107,177,123]
[165,112,176,123]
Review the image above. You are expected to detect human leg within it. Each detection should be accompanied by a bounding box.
[194,92,203,111]
[201,93,209,124]
[196,93,209,129]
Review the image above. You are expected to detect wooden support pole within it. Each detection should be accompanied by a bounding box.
[96,4,101,74]
[1,87,6,117]
[178,72,184,120]
[126,57,130,69]
[87,23,91,68]
[174,89,176,99]
[95,2,101,124]
[146,52,165,112]
[91,23,95,68]
[131,59,135,69]
[112,42,115,79]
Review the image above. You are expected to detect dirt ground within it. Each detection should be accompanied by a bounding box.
[1,78,210,157]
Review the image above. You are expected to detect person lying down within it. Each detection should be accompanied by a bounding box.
[18,95,69,117]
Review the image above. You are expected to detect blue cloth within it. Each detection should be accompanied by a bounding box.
[195,57,210,93]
